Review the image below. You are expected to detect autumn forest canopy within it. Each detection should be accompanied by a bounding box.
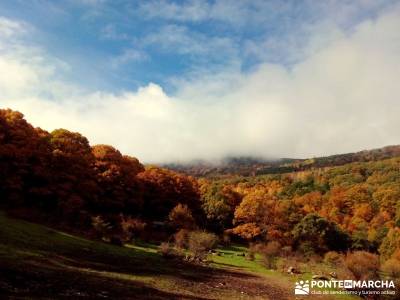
[2,108,400,264]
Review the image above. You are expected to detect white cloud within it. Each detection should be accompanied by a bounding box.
[100,24,129,40]
[0,17,27,38]
[136,0,291,26]
[138,0,211,22]
[1,6,400,163]
[111,48,149,68]
[139,24,239,74]
[104,23,238,73]
[136,0,393,27]
[73,0,107,6]
[142,24,236,58]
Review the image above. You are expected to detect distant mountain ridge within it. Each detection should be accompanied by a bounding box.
[164,145,400,177]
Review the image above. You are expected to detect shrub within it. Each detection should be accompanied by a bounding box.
[168,203,196,230]
[222,232,231,246]
[247,243,258,261]
[261,241,281,269]
[309,254,323,264]
[91,215,112,239]
[246,250,255,261]
[345,251,380,280]
[297,241,317,258]
[276,256,302,273]
[174,229,190,249]
[159,242,177,258]
[281,246,293,258]
[324,251,344,266]
[120,216,146,242]
[188,231,219,259]
[381,258,400,278]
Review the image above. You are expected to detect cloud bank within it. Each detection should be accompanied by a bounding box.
[1,6,400,163]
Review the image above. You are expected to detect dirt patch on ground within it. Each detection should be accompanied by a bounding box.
[0,255,339,300]
[194,269,293,299]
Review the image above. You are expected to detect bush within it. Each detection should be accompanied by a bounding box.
[281,246,293,258]
[247,243,258,261]
[188,231,219,259]
[159,242,177,258]
[309,254,323,264]
[276,256,302,273]
[222,232,231,246]
[297,241,317,258]
[168,204,196,230]
[261,241,281,269]
[91,215,112,239]
[246,250,255,261]
[324,251,344,266]
[174,229,190,249]
[345,251,380,280]
[381,258,400,278]
[120,216,146,242]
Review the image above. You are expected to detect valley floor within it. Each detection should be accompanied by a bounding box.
[0,212,354,299]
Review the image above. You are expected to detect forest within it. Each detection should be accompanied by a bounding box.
[1,108,400,298]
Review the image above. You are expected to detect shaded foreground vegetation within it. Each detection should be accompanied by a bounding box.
[0,212,312,300]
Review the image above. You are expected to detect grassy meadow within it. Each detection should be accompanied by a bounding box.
[0,212,360,299]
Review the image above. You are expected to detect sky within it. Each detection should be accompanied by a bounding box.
[0,0,400,163]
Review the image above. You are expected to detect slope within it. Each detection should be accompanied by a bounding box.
[0,212,308,300]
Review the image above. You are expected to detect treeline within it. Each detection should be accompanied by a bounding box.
[199,158,400,260]
[0,109,202,238]
[2,108,400,263]
[166,145,400,177]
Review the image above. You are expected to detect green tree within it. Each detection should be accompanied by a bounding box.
[292,214,350,253]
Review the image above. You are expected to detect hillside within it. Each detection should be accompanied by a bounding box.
[164,145,400,177]
[0,212,337,300]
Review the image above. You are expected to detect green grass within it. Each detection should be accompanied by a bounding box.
[0,212,292,299]
[0,212,213,299]
[211,245,275,275]
[0,212,361,299]
[209,245,359,300]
